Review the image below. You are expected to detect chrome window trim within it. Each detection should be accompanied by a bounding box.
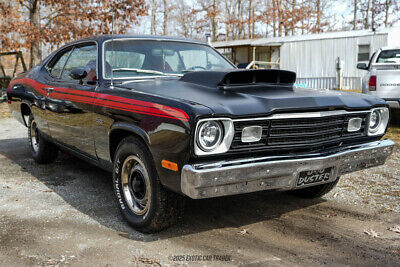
[232,110,371,122]
[45,41,99,82]
[102,38,236,80]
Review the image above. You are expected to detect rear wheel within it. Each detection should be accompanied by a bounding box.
[28,114,58,164]
[288,178,340,199]
[113,136,185,233]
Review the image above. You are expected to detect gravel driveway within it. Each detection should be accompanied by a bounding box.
[0,116,399,266]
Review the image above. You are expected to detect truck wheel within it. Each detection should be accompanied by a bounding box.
[288,178,340,199]
[113,136,185,233]
[28,114,58,164]
[390,109,400,125]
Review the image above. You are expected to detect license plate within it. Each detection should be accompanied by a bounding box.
[296,167,333,187]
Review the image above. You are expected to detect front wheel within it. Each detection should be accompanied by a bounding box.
[288,177,340,199]
[113,136,185,233]
[28,114,58,164]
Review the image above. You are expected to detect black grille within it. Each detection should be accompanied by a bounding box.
[230,113,368,152]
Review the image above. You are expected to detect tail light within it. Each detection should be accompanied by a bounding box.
[368,75,377,91]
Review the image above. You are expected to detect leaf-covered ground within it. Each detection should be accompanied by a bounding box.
[0,103,11,119]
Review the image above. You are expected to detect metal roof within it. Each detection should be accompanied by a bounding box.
[212,27,397,48]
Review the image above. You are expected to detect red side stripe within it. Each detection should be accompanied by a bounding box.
[51,92,188,120]
[11,78,189,122]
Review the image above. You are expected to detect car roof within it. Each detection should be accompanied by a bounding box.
[68,35,207,46]
[380,46,400,51]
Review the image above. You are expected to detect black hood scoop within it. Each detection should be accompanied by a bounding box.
[179,69,296,90]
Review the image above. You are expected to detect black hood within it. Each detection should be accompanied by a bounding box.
[118,70,387,118]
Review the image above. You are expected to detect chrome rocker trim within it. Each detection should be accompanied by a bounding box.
[181,139,395,199]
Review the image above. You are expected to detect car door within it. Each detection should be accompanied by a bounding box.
[44,42,98,158]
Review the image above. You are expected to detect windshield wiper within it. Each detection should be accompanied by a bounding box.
[111,68,181,77]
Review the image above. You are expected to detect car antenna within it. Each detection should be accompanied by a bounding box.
[110,9,115,89]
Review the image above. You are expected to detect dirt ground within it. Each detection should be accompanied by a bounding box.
[0,102,10,120]
[0,106,400,266]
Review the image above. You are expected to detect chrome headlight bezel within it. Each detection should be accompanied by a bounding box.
[368,107,389,136]
[196,121,223,152]
[194,118,234,156]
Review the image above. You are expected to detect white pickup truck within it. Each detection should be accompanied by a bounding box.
[358,47,400,115]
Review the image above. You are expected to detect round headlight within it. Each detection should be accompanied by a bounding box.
[197,121,223,151]
[369,110,382,132]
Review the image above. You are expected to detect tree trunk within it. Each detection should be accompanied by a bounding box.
[365,0,370,29]
[211,0,218,41]
[29,0,41,69]
[150,0,156,35]
[249,0,254,39]
[272,0,277,37]
[371,0,376,30]
[291,0,296,35]
[385,0,390,27]
[353,0,357,30]
[278,0,283,37]
[237,0,243,38]
[316,0,321,33]
[163,0,168,35]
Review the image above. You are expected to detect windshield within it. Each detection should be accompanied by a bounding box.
[103,40,235,79]
[376,49,400,64]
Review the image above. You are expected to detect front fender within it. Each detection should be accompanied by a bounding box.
[109,122,151,145]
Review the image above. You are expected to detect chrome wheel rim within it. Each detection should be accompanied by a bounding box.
[121,155,151,216]
[30,119,39,153]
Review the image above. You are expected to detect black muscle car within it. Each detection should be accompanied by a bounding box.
[7,35,395,233]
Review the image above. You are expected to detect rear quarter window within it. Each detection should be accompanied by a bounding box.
[376,49,400,64]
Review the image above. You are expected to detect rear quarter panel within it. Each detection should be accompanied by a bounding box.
[7,68,51,135]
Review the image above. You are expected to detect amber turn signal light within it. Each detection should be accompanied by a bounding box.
[162,160,178,171]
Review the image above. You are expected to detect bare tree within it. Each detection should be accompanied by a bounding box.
[364,0,371,29]
[249,0,254,38]
[150,0,157,35]
[353,0,358,30]
[0,0,147,68]
[163,0,168,35]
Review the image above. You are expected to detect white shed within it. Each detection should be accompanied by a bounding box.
[212,27,400,90]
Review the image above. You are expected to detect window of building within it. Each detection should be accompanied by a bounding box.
[358,44,370,62]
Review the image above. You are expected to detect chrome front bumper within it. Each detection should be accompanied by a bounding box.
[181,140,395,199]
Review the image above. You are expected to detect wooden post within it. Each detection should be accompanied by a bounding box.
[18,52,27,72]
[252,47,256,68]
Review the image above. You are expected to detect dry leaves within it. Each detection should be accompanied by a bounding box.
[323,213,337,218]
[238,229,250,235]
[388,225,400,233]
[132,256,161,266]
[364,229,380,238]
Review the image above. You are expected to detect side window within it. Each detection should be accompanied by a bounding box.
[180,50,207,70]
[164,51,183,72]
[61,44,97,81]
[47,49,71,78]
[105,51,145,69]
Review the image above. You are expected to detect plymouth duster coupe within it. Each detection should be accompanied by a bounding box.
[7,36,395,232]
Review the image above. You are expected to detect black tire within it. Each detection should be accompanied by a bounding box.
[390,109,400,125]
[28,114,58,164]
[288,177,340,199]
[113,136,185,233]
